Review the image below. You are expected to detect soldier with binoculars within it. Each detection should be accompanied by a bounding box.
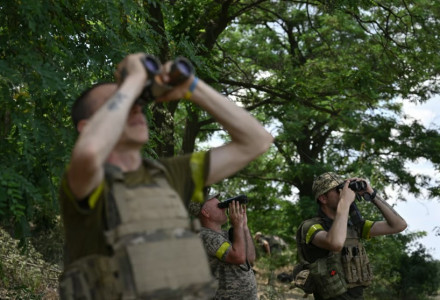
[190,194,258,300]
[295,172,407,300]
[58,53,273,300]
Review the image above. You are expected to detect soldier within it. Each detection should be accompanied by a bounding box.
[58,53,273,299]
[296,172,407,300]
[254,232,287,256]
[254,232,271,255]
[192,194,258,300]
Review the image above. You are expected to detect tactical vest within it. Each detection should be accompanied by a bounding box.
[59,159,215,300]
[342,224,373,288]
[296,217,373,296]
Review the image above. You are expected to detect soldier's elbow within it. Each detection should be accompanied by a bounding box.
[328,241,344,252]
[397,220,407,232]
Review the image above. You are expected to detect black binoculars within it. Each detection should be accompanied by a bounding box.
[218,195,248,209]
[336,180,367,193]
[138,55,194,101]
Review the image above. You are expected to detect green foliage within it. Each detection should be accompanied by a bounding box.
[397,244,440,299]
[0,0,161,247]
[364,239,440,300]
[1,1,440,298]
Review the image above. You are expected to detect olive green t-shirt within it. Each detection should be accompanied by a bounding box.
[59,151,209,266]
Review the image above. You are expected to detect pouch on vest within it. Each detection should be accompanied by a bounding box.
[309,254,347,299]
[293,263,314,294]
[58,255,122,300]
[342,229,374,288]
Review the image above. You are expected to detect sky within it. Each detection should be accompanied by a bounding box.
[392,95,440,260]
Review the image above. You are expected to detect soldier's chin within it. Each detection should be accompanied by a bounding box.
[126,135,148,147]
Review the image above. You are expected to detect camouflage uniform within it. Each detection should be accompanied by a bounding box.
[296,172,374,300]
[199,227,258,300]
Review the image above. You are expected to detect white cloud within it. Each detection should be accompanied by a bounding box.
[402,94,440,128]
[397,96,440,259]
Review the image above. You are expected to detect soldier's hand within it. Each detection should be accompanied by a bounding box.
[115,53,148,85]
[340,180,356,204]
[155,61,194,102]
[228,200,244,228]
[360,178,374,194]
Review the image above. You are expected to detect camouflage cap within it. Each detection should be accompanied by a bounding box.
[188,193,220,217]
[312,172,344,200]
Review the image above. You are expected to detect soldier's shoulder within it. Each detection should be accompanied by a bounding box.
[299,217,324,233]
[200,227,223,240]
[301,216,322,227]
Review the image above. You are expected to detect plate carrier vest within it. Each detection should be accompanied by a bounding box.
[59,159,214,300]
[296,217,374,296]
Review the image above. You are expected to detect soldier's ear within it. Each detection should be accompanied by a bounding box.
[200,207,209,218]
[317,194,327,205]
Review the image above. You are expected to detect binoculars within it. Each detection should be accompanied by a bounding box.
[337,180,378,202]
[218,195,249,209]
[336,180,367,192]
[137,55,194,101]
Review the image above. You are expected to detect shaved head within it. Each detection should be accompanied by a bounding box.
[71,82,117,129]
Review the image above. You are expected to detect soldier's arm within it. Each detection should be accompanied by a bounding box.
[312,182,355,252]
[369,194,407,237]
[243,226,256,264]
[158,77,273,186]
[68,54,147,199]
[261,239,271,255]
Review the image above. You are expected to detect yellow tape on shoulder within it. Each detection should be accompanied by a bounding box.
[190,151,207,204]
[215,242,231,260]
[61,164,104,210]
[88,181,104,209]
[362,220,374,240]
[306,224,324,244]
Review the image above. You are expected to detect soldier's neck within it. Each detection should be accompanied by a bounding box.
[107,150,142,172]
[321,206,336,220]
[203,221,223,233]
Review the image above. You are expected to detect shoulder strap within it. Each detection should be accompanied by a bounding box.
[296,220,310,265]
[142,158,167,173]
[142,158,174,188]
[103,164,123,230]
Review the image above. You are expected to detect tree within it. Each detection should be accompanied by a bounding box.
[396,243,440,299]
[0,0,168,254]
[210,0,440,228]
[1,1,440,296]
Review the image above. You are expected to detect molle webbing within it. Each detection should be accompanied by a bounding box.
[341,226,373,287]
[58,255,122,300]
[103,159,214,298]
[296,216,373,297]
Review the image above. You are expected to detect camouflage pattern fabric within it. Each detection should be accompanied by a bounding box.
[312,172,344,200]
[199,227,258,300]
[188,193,220,217]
